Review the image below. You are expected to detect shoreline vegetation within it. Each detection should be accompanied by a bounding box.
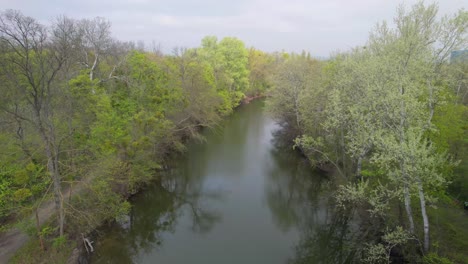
[266,2,468,263]
[0,1,466,263]
[0,10,271,261]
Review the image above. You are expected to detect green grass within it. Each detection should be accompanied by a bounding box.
[10,236,76,264]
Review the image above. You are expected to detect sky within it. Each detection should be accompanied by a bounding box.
[0,0,466,56]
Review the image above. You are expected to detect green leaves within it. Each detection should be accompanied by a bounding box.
[266,2,466,260]
[199,36,250,110]
[13,188,33,203]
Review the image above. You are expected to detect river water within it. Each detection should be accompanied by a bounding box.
[91,100,341,264]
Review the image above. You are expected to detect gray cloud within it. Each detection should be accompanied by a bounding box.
[1,0,465,56]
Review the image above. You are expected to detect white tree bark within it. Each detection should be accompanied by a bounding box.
[417,179,430,252]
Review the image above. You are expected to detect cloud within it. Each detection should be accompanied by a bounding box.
[0,0,465,56]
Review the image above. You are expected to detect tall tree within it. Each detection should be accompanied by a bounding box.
[77,17,112,81]
[0,10,69,235]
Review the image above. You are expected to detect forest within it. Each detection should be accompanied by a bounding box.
[268,3,467,263]
[0,1,467,264]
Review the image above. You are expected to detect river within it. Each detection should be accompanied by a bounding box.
[91,100,343,264]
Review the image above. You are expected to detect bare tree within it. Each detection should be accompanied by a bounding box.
[77,17,112,81]
[0,10,69,236]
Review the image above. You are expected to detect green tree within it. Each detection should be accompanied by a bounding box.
[199,36,250,113]
[0,10,71,235]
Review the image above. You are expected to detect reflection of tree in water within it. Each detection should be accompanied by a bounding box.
[91,183,178,264]
[91,165,223,264]
[289,210,360,264]
[266,128,331,232]
[266,129,360,264]
[162,171,222,234]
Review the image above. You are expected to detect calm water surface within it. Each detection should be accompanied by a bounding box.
[91,100,338,264]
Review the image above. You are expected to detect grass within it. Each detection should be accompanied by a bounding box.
[10,236,76,264]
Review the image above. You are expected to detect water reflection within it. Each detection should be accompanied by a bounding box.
[91,184,176,263]
[266,128,360,264]
[92,168,223,263]
[289,212,358,264]
[91,100,357,264]
[265,128,331,232]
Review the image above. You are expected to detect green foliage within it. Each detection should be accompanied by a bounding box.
[247,48,274,95]
[51,235,67,249]
[267,1,467,262]
[267,55,320,133]
[0,158,49,220]
[335,180,369,210]
[362,243,387,264]
[363,227,411,264]
[431,97,467,153]
[423,253,454,264]
[335,180,399,218]
[10,235,76,264]
[218,37,250,92]
[0,8,273,262]
[198,36,250,109]
[67,176,132,234]
[13,188,33,202]
[39,226,54,237]
[0,4,464,263]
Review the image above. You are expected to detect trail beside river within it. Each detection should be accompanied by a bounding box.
[0,182,85,263]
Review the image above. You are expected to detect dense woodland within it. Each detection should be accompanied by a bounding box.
[269,3,467,263]
[0,2,467,263]
[0,9,275,259]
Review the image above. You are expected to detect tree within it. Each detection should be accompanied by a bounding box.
[271,2,467,254]
[198,36,250,112]
[268,55,319,134]
[365,3,466,251]
[247,48,274,96]
[167,47,221,135]
[0,10,69,235]
[218,37,250,93]
[77,17,112,81]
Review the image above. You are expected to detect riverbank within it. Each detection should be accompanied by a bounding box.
[7,99,267,264]
[88,99,328,263]
[0,181,87,263]
[241,93,266,105]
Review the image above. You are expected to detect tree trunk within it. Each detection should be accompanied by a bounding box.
[417,179,430,252]
[399,84,414,233]
[37,120,64,236]
[89,53,98,81]
[356,147,370,180]
[403,180,415,233]
[48,143,64,236]
[356,156,362,180]
[55,152,65,236]
[35,209,45,251]
[400,127,414,234]
[427,80,435,126]
[340,127,346,176]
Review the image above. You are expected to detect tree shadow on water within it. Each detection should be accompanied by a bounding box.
[289,211,359,264]
[91,169,223,263]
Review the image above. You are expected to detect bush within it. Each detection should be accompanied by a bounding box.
[424,253,454,264]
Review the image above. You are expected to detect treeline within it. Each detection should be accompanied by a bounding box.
[268,2,467,263]
[0,9,281,251]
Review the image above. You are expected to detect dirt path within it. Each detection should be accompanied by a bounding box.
[0,183,82,263]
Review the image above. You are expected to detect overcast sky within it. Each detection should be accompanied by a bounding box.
[1,0,466,56]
